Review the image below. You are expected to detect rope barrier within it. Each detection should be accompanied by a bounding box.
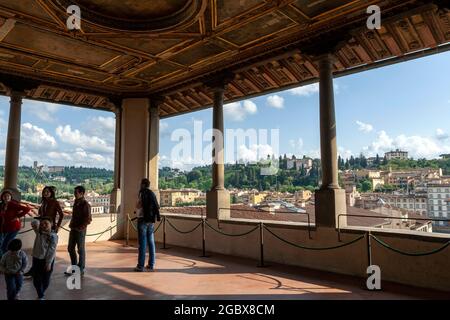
[18,228,34,235]
[127,214,163,234]
[166,218,202,234]
[263,225,365,251]
[369,234,450,257]
[205,221,260,237]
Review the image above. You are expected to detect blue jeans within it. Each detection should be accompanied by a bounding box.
[5,274,23,300]
[32,258,54,299]
[137,220,155,269]
[0,231,19,257]
[68,229,86,272]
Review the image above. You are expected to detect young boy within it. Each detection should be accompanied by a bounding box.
[0,239,28,300]
[31,217,58,300]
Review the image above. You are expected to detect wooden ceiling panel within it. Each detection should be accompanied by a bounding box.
[292,0,357,18]
[216,0,266,25]
[3,23,119,66]
[169,41,227,66]
[220,11,295,47]
[0,0,54,22]
[133,61,181,81]
[108,38,184,56]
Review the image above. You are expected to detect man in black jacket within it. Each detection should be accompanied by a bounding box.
[134,178,160,272]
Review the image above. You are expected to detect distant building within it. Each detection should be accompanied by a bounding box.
[440,154,450,160]
[86,193,111,213]
[48,166,65,173]
[160,189,202,207]
[286,157,313,172]
[385,149,408,161]
[427,184,450,233]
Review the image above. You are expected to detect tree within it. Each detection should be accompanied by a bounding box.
[361,179,373,192]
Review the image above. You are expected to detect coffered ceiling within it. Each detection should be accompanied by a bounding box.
[0,0,448,115]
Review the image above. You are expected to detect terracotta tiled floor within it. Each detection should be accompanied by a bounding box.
[1,241,448,300]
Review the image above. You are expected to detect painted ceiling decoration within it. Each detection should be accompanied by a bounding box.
[0,0,448,116]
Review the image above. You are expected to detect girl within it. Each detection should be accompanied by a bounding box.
[0,190,32,256]
[31,217,58,300]
[38,186,64,233]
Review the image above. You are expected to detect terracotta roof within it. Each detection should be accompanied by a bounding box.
[162,204,392,227]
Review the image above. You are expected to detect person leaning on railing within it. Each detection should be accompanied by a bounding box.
[0,190,32,257]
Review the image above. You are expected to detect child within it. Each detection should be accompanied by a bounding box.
[31,217,58,300]
[0,239,28,300]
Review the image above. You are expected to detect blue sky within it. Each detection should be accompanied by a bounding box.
[0,51,449,170]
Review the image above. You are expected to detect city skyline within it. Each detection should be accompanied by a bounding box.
[0,51,449,170]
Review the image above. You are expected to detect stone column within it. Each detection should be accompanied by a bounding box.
[148,98,160,202]
[117,98,150,239]
[206,84,230,220]
[314,54,347,228]
[3,91,23,200]
[110,105,122,214]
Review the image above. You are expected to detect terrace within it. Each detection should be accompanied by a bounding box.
[0,0,449,297]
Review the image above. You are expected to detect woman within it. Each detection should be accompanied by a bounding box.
[0,190,32,256]
[38,186,64,233]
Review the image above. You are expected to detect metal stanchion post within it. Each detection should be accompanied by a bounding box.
[200,218,210,258]
[257,222,267,268]
[126,215,130,246]
[161,216,169,250]
[367,231,372,267]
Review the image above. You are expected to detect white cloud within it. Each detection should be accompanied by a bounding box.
[224,100,257,122]
[266,95,284,109]
[289,83,319,96]
[356,120,374,133]
[238,144,274,163]
[363,130,450,159]
[288,82,340,96]
[289,138,304,152]
[23,100,61,123]
[338,146,353,160]
[84,116,115,140]
[56,125,114,154]
[436,128,449,141]
[21,123,57,151]
[47,148,113,168]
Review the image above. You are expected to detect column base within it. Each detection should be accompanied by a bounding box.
[206,189,230,220]
[315,188,347,228]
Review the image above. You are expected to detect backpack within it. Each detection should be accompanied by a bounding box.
[140,189,159,223]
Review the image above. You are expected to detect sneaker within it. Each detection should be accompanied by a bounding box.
[64,271,74,276]
[14,294,20,300]
[134,266,144,272]
[37,297,45,300]
[24,271,32,278]
[145,265,154,270]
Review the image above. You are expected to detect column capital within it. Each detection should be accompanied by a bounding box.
[9,91,24,103]
[149,95,164,110]
[315,53,337,65]
[113,105,122,118]
[204,71,235,92]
